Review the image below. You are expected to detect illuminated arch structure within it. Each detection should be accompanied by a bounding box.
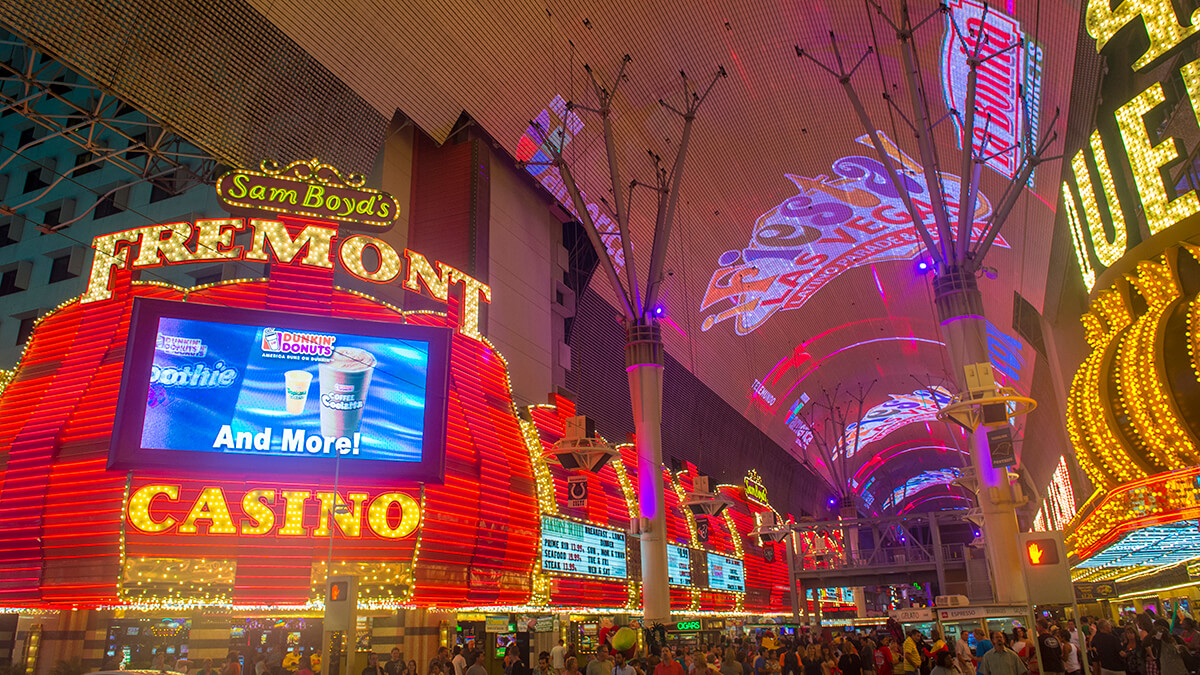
[1065,239,1200,581]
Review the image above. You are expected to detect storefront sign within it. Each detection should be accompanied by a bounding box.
[672,621,702,631]
[126,484,421,539]
[1074,582,1117,601]
[485,616,511,633]
[82,219,491,340]
[216,159,401,229]
[108,299,450,481]
[744,469,769,505]
[889,608,933,622]
[1065,1,1200,291]
[540,515,628,579]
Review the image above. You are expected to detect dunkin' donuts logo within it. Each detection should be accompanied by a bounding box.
[261,328,336,357]
[699,133,1009,336]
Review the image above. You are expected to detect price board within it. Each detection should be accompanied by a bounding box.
[706,552,745,592]
[668,544,692,586]
[540,515,628,579]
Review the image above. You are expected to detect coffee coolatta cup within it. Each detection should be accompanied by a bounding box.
[318,347,376,437]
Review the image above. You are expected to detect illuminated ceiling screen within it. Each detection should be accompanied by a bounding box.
[698,135,1008,336]
[835,387,953,460]
[880,468,962,511]
[941,0,1044,181]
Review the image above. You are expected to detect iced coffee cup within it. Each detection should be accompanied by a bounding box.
[318,347,376,437]
[284,370,313,414]
[263,327,281,351]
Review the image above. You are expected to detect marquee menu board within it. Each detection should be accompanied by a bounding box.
[707,552,745,592]
[667,544,692,586]
[540,515,628,579]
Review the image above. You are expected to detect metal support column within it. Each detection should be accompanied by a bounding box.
[787,530,802,624]
[627,320,670,625]
[934,268,1026,604]
[930,512,947,595]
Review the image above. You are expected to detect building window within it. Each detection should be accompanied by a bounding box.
[74,151,100,176]
[0,268,20,296]
[93,191,126,219]
[48,254,77,283]
[126,133,147,163]
[23,166,49,193]
[43,207,63,230]
[16,316,36,345]
[149,181,176,203]
[193,271,223,287]
[0,220,20,247]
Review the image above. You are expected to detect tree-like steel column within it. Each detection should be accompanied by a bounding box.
[524,58,723,624]
[798,0,1060,604]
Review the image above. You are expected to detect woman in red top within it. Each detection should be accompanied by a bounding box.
[874,637,895,675]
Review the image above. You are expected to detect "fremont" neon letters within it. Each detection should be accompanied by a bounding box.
[83,219,491,339]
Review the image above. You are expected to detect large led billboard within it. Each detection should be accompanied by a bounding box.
[540,515,628,579]
[110,298,451,480]
[706,552,745,593]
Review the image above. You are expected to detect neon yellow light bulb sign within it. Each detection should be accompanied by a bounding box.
[1065,2,1200,291]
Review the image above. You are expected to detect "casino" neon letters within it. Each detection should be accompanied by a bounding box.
[126,484,421,539]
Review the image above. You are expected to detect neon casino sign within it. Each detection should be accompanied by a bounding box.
[1032,455,1077,532]
[1065,1,1200,291]
[941,0,1044,181]
[834,386,954,460]
[517,96,626,270]
[82,218,491,339]
[700,133,1009,335]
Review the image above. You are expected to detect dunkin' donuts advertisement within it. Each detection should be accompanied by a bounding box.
[110,299,451,480]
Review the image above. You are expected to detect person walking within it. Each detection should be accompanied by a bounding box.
[980,632,1027,675]
[1037,620,1065,675]
[838,643,864,675]
[467,652,489,675]
[721,649,743,675]
[364,653,387,675]
[930,652,958,675]
[975,632,995,675]
[453,648,467,675]
[1091,622,1126,675]
[956,633,974,675]
[1121,627,1145,675]
[874,638,895,675]
[658,648,686,675]
[614,652,638,675]
[1057,630,1080,675]
[552,641,568,675]
[589,646,613,675]
[903,633,923,675]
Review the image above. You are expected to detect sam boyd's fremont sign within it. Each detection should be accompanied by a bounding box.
[216,158,401,230]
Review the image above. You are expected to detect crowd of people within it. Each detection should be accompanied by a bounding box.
[508,612,1200,675]
[127,612,1200,675]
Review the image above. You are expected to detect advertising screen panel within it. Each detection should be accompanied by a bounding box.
[109,298,451,480]
[540,515,628,579]
[668,544,692,586]
[706,552,745,593]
